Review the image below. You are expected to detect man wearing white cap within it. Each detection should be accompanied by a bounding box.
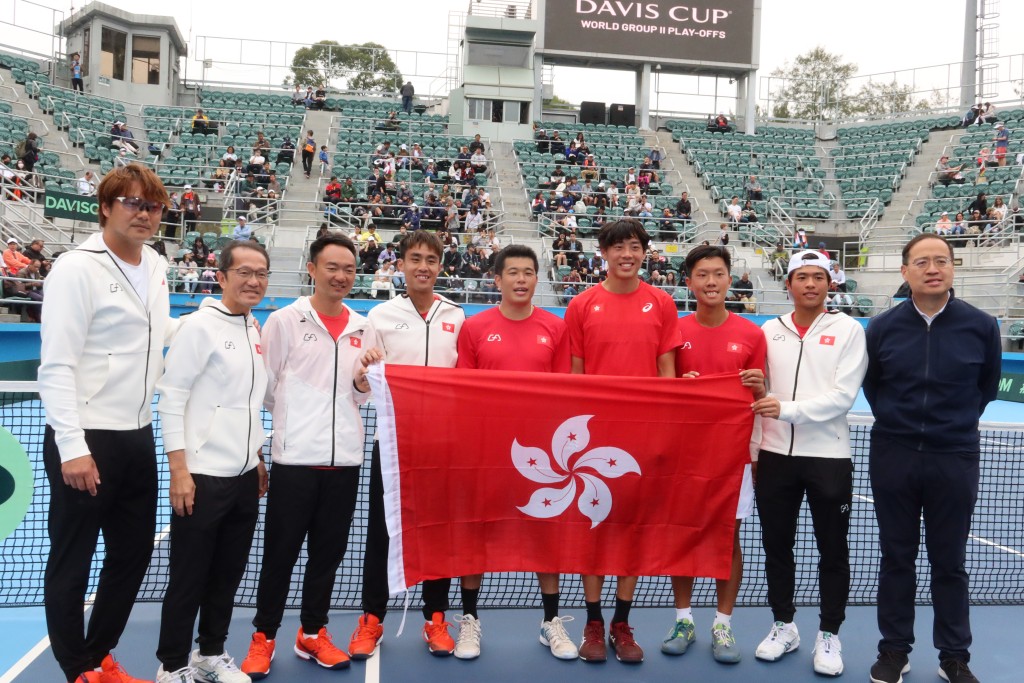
[749,250,868,677]
[231,215,252,241]
[935,211,953,236]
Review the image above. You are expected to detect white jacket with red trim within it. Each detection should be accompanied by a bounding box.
[367,293,465,368]
[759,310,868,459]
[261,296,376,467]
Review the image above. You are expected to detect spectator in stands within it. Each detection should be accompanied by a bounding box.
[277,137,295,165]
[190,235,210,263]
[675,191,692,221]
[605,181,619,208]
[460,243,484,281]
[70,52,83,92]
[553,234,571,268]
[640,156,660,184]
[400,81,415,114]
[198,255,219,294]
[826,289,854,314]
[442,241,462,274]
[531,191,546,219]
[291,84,304,106]
[936,155,964,185]
[302,86,314,108]
[76,170,97,196]
[962,102,982,127]
[769,243,789,280]
[318,146,329,176]
[232,215,253,240]
[470,148,488,174]
[950,211,967,237]
[178,252,199,294]
[624,166,639,188]
[793,228,809,249]
[312,85,327,110]
[741,200,759,225]
[113,147,132,169]
[360,238,383,273]
[726,196,743,224]
[934,211,953,236]
[549,131,565,156]
[992,196,1008,222]
[221,145,238,167]
[649,145,663,170]
[708,113,731,134]
[565,140,581,165]
[977,101,997,125]
[10,257,42,320]
[469,134,485,155]
[378,242,398,266]
[23,239,44,262]
[977,146,997,170]
[993,122,1010,167]
[817,242,830,260]
[190,109,209,134]
[744,175,764,201]
[717,223,730,246]
[4,237,31,273]
[828,261,847,292]
[181,185,201,233]
[299,130,317,179]
[110,122,139,155]
[535,128,549,154]
[463,204,482,234]
[371,259,396,299]
[967,191,988,217]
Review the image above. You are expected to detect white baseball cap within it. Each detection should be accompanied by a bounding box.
[183,184,192,190]
[788,249,832,277]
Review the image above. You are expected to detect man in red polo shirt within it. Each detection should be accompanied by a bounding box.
[453,244,575,661]
[663,244,766,666]
[564,218,681,664]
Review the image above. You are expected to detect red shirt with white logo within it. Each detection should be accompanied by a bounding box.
[675,312,767,377]
[457,306,570,373]
[565,281,681,377]
[317,308,350,341]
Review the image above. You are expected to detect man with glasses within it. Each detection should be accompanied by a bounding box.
[38,164,174,683]
[154,241,271,683]
[864,235,1001,683]
[241,234,377,678]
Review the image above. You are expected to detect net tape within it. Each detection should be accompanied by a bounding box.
[2,387,1022,610]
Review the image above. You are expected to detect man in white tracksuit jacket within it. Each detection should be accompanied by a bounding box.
[750,250,868,677]
[38,164,175,683]
[241,234,377,678]
[155,240,270,683]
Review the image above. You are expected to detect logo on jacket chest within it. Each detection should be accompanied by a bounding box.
[109,282,122,293]
[303,333,318,342]
[224,341,236,350]
[819,335,836,346]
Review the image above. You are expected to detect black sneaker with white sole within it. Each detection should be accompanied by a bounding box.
[938,658,980,683]
[869,650,910,683]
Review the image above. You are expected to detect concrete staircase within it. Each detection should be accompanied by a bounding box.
[885,129,965,236]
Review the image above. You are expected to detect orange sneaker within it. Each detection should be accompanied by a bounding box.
[240,632,275,680]
[348,614,384,659]
[97,655,152,683]
[294,628,350,670]
[422,612,455,656]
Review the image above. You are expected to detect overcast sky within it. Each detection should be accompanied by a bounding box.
[7,0,1024,113]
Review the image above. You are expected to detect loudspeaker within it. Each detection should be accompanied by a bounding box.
[580,101,606,125]
[609,103,636,127]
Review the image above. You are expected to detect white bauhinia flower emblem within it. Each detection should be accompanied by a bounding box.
[512,415,641,529]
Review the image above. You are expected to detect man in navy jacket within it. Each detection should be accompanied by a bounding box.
[863,234,1001,683]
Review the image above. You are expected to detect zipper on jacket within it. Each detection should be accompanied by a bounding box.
[788,335,805,456]
[421,299,441,367]
[918,322,931,451]
[331,335,340,466]
[243,314,256,476]
[141,311,151,428]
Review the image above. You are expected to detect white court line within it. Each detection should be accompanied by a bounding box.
[364,644,381,683]
[0,524,172,683]
[853,493,1024,559]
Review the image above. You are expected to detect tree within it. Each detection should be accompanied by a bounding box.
[767,47,859,120]
[285,40,402,93]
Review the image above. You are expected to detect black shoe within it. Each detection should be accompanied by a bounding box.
[870,651,910,683]
[939,659,980,683]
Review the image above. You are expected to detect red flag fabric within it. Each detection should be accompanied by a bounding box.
[370,364,755,594]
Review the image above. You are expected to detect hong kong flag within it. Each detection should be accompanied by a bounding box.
[369,365,755,594]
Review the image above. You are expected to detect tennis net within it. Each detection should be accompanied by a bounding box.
[2,381,1022,610]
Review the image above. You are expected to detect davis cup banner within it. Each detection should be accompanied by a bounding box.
[542,0,758,68]
[369,365,755,593]
[43,188,99,223]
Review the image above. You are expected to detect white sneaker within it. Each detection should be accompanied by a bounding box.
[190,651,250,683]
[754,621,800,661]
[156,664,196,683]
[813,631,844,676]
[539,615,578,660]
[453,614,482,660]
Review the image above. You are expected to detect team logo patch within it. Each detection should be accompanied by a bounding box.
[726,342,744,353]
[773,334,786,341]
[303,333,318,342]
[395,322,410,330]
[487,334,502,342]
[681,341,692,350]
[442,322,455,333]
[537,335,551,346]
[641,302,653,313]
[224,341,236,349]
[592,304,602,312]
[819,335,836,346]
[109,283,122,293]
[350,337,362,348]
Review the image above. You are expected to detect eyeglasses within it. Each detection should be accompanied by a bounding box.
[909,257,952,269]
[115,196,166,214]
[224,268,271,281]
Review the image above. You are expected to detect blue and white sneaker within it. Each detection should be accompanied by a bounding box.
[755,621,800,662]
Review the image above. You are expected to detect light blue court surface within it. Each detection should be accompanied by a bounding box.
[1,605,1021,682]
